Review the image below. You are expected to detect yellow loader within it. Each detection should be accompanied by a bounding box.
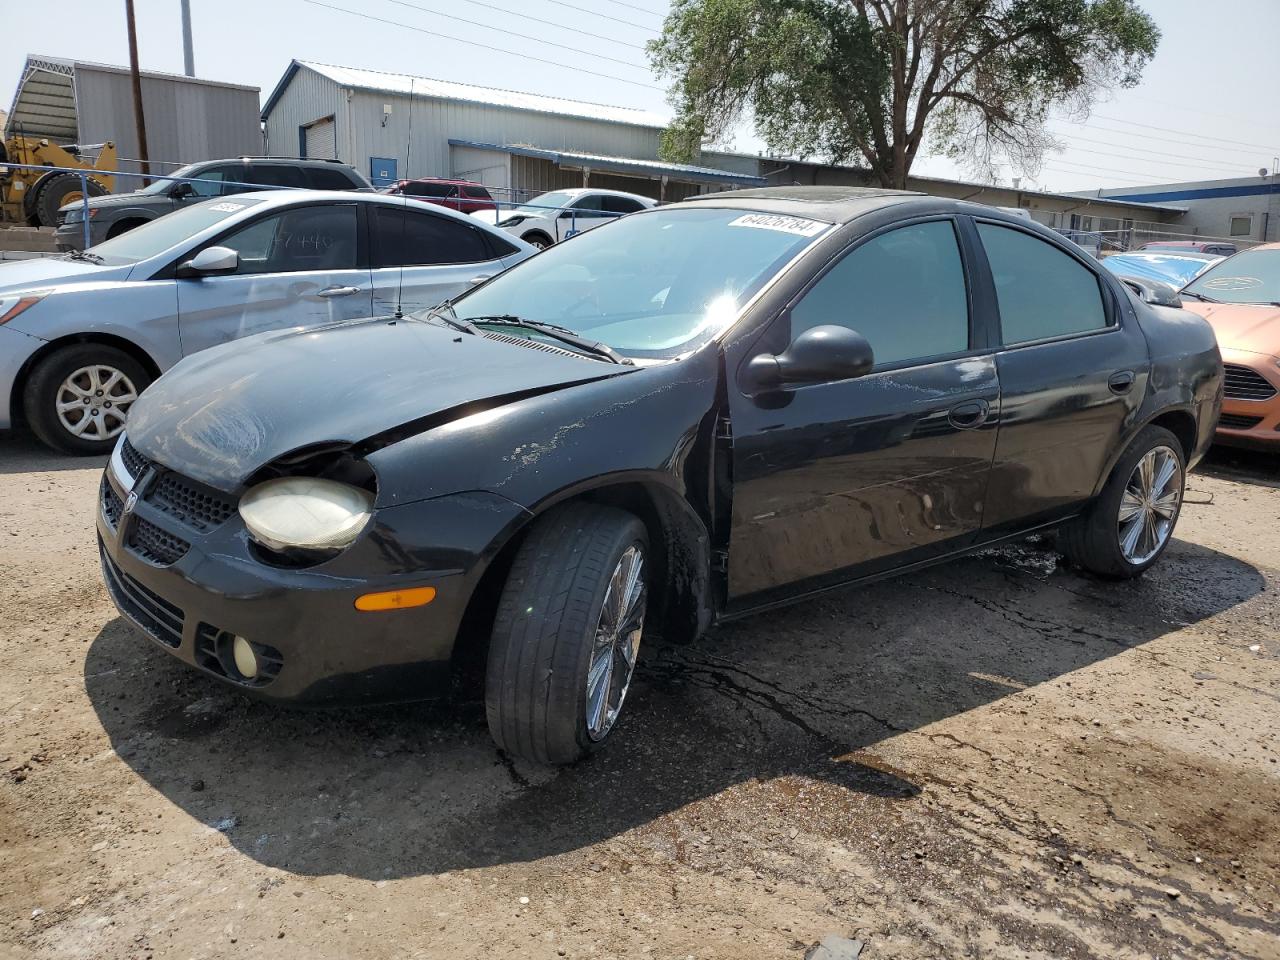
[0,138,117,227]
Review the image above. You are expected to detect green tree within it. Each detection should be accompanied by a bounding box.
[649,0,1160,188]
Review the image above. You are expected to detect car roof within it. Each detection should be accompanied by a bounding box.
[189,157,358,169]
[549,188,654,201]
[401,177,484,186]
[214,189,498,226]
[673,185,1002,224]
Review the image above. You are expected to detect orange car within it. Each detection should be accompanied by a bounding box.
[1179,242,1280,448]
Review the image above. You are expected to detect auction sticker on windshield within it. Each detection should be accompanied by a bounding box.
[728,213,828,237]
[207,203,247,214]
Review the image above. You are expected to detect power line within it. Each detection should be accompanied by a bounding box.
[540,0,661,33]
[1053,132,1267,170]
[445,0,649,50]
[1049,142,1261,177]
[597,0,668,17]
[301,0,664,91]
[1052,119,1276,158]
[379,0,651,70]
[1037,156,1191,185]
[1090,113,1279,153]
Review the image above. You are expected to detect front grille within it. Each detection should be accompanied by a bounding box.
[1222,364,1278,402]
[195,624,284,687]
[120,437,149,479]
[100,545,184,648]
[150,473,236,531]
[101,477,124,529]
[1218,412,1264,430]
[128,517,190,566]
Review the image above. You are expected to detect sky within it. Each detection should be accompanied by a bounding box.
[3,0,1278,192]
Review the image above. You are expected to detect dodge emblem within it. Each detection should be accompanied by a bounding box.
[123,490,139,516]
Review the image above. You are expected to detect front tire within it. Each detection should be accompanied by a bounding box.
[485,503,649,764]
[1060,425,1185,579]
[521,231,553,250]
[23,344,150,456]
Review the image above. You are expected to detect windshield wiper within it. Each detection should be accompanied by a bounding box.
[460,315,631,365]
[64,249,104,264]
[1180,290,1219,303]
[420,301,477,335]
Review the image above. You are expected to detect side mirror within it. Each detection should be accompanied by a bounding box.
[175,245,239,279]
[747,324,875,391]
[1117,275,1182,308]
[170,182,196,200]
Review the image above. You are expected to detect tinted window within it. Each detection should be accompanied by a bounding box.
[372,207,490,266]
[248,165,306,188]
[461,186,491,200]
[978,223,1107,345]
[218,204,358,274]
[308,167,360,190]
[791,220,969,367]
[406,182,456,198]
[567,194,605,213]
[602,196,646,214]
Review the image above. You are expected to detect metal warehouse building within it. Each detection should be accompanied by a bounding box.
[260,60,764,201]
[1083,174,1280,245]
[4,55,262,178]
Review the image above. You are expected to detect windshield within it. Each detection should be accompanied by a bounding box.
[509,190,578,217]
[1103,254,1213,287]
[85,196,265,264]
[1183,248,1280,303]
[439,206,831,359]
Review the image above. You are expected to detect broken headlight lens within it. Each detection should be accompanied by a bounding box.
[239,477,373,553]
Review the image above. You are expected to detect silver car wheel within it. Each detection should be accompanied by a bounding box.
[585,544,646,742]
[1117,444,1182,565]
[55,364,138,442]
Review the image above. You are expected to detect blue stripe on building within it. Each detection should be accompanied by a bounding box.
[1104,183,1279,203]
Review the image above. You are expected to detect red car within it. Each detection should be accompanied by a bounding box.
[382,178,496,214]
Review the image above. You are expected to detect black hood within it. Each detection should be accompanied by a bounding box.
[126,318,629,491]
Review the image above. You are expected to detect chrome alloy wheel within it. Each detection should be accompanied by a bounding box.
[1118,445,1182,565]
[55,365,139,442]
[585,544,646,742]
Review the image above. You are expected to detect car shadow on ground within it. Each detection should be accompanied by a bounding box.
[1197,444,1279,490]
[83,536,1264,881]
[0,431,108,475]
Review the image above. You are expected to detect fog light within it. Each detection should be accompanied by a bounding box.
[232,636,259,679]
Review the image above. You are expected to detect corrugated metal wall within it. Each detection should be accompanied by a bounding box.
[262,67,344,161]
[74,66,261,179]
[505,155,699,202]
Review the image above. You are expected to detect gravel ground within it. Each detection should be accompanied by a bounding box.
[0,436,1276,960]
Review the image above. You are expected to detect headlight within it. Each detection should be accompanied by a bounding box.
[239,477,373,553]
[0,290,51,325]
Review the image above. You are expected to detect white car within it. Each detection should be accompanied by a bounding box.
[472,188,657,249]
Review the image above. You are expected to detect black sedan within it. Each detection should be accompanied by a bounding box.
[98,187,1223,764]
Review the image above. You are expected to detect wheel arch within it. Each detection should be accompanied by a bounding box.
[10,332,162,427]
[520,228,554,247]
[1092,404,1199,498]
[106,216,154,239]
[449,476,713,690]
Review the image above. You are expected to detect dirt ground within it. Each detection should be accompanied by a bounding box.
[0,435,1276,960]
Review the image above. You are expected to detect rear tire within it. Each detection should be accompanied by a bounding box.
[485,503,649,764]
[521,231,553,250]
[1059,425,1185,579]
[24,344,150,456]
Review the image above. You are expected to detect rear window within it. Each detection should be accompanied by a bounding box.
[406,182,456,198]
[461,185,492,200]
[307,167,361,190]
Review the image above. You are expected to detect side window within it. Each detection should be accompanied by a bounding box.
[977,223,1108,345]
[308,167,360,190]
[187,166,233,198]
[248,165,306,188]
[216,204,358,275]
[462,186,491,200]
[602,196,646,214]
[791,220,970,368]
[371,207,491,266]
[565,194,605,216]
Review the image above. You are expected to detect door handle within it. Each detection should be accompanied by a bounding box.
[1108,370,1136,394]
[469,274,494,285]
[317,285,360,298]
[948,399,990,430]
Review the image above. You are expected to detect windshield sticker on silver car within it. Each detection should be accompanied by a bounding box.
[207,202,247,213]
[727,213,828,237]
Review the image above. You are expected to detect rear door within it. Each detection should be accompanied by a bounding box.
[368,205,511,315]
[175,201,372,355]
[975,219,1149,532]
[556,193,608,241]
[724,216,1000,606]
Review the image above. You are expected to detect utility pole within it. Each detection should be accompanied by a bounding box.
[125,0,151,183]
[180,0,195,77]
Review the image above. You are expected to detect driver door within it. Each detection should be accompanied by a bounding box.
[556,194,609,242]
[724,217,1001,607]
[175,202,373,356]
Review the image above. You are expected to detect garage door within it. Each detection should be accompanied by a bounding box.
[304,118,336,160]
